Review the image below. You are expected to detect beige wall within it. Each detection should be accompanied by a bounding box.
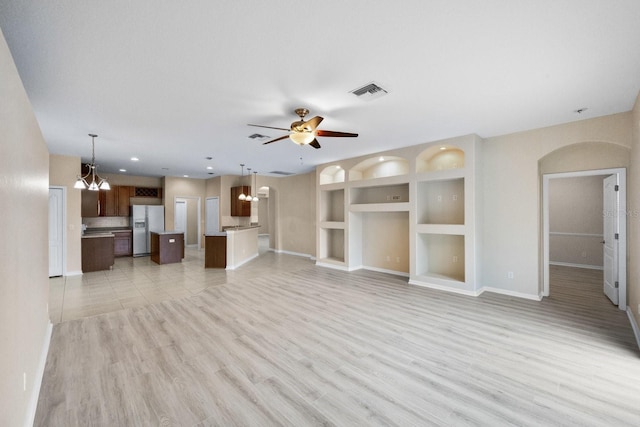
[0,29,51,426]
[49,155,83,274]
[164,177,206,247]
[629,93,640,328]
[548,175,606,268]
[362,212,410,273]
[483,112,633,296]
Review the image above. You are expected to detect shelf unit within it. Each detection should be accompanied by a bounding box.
[316,134,482,295]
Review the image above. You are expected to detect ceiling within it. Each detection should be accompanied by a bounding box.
[1,1,639,179]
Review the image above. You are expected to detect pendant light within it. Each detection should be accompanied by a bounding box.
[252,171,259,202]
[74,134,110,191]
[238,164,247,200]
[245,168,253,202]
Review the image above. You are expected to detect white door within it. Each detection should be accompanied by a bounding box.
[603,175,619,305]
[49,187,64,277]
[205,197,220,234]
[174,199,187,241]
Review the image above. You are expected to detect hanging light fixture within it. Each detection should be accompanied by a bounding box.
[238,164,247,200]
[245,168,253,202]
[74,134,110,191]
[252,171,259,202]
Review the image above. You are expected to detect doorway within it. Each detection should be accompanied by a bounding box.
[205,197,220,234]
[542,168,627,309]
[174,197,201,249]
[49,186,65,277]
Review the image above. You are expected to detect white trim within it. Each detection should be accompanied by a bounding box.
[548,232,603,238]
[65,270,83,277]
[542,168,627,309]
[409,279,483,297]
[626,308,640,351]
[274,249,313,259]
[549,261,603,271]
[25,321,52,427]
[225,253,259,270]
[479,287,543,301]
[49,186,67,276]
[315,262,351,271]
[361,266,410,277]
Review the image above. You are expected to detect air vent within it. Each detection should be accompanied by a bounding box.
[269,171,294,176]
[350,81,388,101]
[248,133,270,139]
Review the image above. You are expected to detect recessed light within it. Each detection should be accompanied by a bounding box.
[440,146,446,150]
[119,168,127,172]
[183,175,189,178]
[131,157,139,162]
[206,166,213,170]
[379,156,384,162]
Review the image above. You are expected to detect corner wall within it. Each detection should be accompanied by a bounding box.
[0,28,51,427]
[482,112,633,297]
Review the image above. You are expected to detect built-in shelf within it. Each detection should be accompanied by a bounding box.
[350,183,409,204]
[349,156,409,181]
[319,165,345,185]
[415,233,465,282]
[320,189,345,222]
[417,146,465,173]
[417,178,464,225]
[350,202,410,213]
[319,228,345,263]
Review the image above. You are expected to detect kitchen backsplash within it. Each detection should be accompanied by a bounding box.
[83,216,129,228]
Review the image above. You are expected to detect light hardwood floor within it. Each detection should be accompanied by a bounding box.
[38,256,640,426]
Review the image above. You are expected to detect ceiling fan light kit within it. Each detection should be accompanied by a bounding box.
[75,134,110,191]
[248,108,358,149]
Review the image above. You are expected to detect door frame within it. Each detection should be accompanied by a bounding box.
[542,168,627,310]
[174,196,201,249]
[49,186,67,276]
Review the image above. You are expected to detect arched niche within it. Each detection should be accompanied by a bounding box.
[319,165,345,185]
[538,141,630,175]
[417,145,465,173]
[349,156,409,181]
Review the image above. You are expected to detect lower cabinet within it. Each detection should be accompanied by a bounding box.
[113,231,133,257]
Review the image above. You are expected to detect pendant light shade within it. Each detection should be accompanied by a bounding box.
[238,164,247,200]
[75,134,110,191]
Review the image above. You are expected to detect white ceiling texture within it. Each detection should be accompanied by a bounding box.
[1,1,639,178]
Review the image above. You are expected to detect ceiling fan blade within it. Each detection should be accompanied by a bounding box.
[248,124,290,132]
[262,134,290,145]
[309,139,321,149]
[305,116,324,131]
[316,130,358,138]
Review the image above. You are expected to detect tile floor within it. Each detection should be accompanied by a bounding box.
[49,236,313,323]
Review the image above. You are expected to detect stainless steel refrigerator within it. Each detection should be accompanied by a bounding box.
[131,205,165,256]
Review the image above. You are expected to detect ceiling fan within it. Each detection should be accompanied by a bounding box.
[248,108,358,149]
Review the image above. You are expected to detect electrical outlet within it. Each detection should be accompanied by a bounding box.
[452,194,458,201]
[437,195,442,202]
[396,257,400,263]
[508,272,514,279]
[452,256,458,263]
[391,195,401,201]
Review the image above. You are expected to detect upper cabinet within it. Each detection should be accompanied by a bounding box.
[230,186,251,217]
[81,185,135,217]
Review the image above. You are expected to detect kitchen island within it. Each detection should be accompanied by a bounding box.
[205,225,259,269]
[150,231,184,265]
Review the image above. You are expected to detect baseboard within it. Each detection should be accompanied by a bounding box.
[408,279,482,297]
[626,307,640,351]
[549,261,603,271]
[25,321,52,427]
[315,262,351,272]
[479,286,543,301]
[225,253,259,270]
[274,249,313,259]
[361,266,410,278]
[65,270,83,277]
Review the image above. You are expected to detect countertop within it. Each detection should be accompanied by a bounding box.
[81,232,114,239]
[221,225,260,232]
[151,231,183,235]
[204,232,228,237]
[85,227,132,234]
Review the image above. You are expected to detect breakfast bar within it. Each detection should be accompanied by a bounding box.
[205,225,259,269]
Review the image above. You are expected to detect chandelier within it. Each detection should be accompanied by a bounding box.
[74,134,110,191]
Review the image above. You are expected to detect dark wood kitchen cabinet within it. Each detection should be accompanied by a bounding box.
[82,186,133,217]
[113,231,132,257]
[99,188,118,216]
[230,186,251,217]
[117,186,133,216]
